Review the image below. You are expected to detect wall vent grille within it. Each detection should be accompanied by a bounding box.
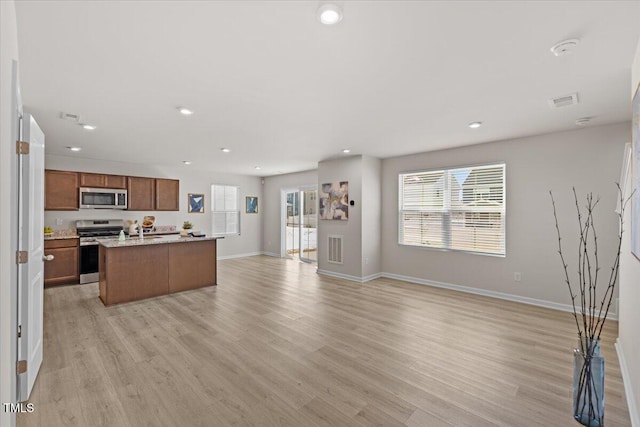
[59,112,81,122]
[327,235,343,264]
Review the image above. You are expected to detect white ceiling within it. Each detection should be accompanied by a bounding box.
[15,1,640,176]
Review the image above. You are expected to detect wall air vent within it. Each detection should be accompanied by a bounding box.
[60,112,81,122]
[548,93,579,109]
[327,235,343,264]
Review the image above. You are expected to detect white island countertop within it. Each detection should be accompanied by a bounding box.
[99,234,221,248]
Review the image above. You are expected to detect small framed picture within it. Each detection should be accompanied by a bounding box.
[246,196,258,214]
[188,193,204,213]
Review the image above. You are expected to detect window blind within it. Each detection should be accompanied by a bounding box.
[399,163,505,255]
[211,184,240,235]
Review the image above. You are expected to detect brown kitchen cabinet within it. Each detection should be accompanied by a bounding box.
[44,239,79,287]
[155,178,180,211]
[79,173,126,189]
[127,176,155,210]
[45,170,79,210]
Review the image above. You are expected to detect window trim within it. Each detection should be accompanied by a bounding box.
[211,184,241,236]
[397,162,506,257]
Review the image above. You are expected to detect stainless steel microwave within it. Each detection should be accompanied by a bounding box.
[79,187,128,209]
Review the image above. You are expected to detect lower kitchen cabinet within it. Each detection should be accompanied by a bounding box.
[44,239,79,287]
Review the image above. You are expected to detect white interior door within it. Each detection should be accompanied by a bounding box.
[17,113,45,401]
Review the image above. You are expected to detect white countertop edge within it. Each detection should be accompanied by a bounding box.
[100,235,221,248]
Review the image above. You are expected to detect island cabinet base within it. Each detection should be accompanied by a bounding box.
[99,239,217,306]
[168,241,216,293]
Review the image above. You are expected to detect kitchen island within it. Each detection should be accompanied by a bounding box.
[98,235,219,305]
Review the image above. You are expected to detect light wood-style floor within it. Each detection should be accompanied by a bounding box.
[18,256,631,427]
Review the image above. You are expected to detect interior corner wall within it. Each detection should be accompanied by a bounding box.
[1,1,19,426]
[381,122,629,308]
[44,155,263,258]
[318,156,363,278]
[362,156,382,278]
[261,169,318,257]
[617,37,640,427]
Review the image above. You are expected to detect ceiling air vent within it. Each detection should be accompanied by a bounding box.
[548,93,579,109]
[60,112,81,122]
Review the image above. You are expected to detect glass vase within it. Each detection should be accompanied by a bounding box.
[573,338,604,427]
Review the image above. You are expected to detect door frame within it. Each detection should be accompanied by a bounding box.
[1,59,21,427]
[280,185,316,261]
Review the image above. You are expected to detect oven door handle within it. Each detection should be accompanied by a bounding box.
[80,242,100,247]
[43,254,55,262]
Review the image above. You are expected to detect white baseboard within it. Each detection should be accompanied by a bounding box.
[317,269,382,283]
[616,339,640,427]
[264,259,619,320]
[380,272,618,320]
[363,272,384,282]
[217,251,263,261]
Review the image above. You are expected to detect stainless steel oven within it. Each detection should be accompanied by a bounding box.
[79,187,127,209]
[76,219,123,284]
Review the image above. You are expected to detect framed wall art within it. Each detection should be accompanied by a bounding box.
[319,181,348,220]
[188,193,204,213]
[246,196,258,214]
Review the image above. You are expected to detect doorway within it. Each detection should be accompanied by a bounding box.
[283,187,317,262]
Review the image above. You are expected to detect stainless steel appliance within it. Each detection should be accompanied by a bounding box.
[79,187,127,209]
[77,219,123,284]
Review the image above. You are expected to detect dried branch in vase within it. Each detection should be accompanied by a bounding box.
[549,184,634,427]
[550,184,632,345]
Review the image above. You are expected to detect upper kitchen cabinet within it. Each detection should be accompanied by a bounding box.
[79,173,127,189]
[127,176,155,211]
[45,170,79,210]
[155,179,180,211]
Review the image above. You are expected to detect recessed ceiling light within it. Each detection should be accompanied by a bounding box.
[221,148,231,153]
[318,4,343,25]
[550,39,580,57]
[67,146,81,152]
[575,117,592,126]
[468,122,483,129]
[342,149,351,153]
[81,124,96,130]
[254,166,261,170]
[178,107,194,116]
[183,161,192,165]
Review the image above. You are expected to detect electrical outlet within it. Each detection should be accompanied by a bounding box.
[56,218,63,226]
[365,257,369,265]
[268,241,271,246]
[514,272,522,282]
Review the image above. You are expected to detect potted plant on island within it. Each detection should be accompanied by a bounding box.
[181,221,193,237]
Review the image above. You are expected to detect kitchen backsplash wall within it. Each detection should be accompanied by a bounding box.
[45,154,264,258]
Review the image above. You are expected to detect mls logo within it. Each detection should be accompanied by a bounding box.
[2,402,35,413]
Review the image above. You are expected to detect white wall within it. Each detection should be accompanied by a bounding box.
[45,154,263,258]
[617,38,640,427]
[382,123,629,310]
[362,156,382,278]
[318,156,363,278]
[261,169,317,257]
[1,1,19,425]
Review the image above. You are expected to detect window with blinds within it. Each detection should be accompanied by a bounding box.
[399,163,505,255]
[211,184,240,236]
